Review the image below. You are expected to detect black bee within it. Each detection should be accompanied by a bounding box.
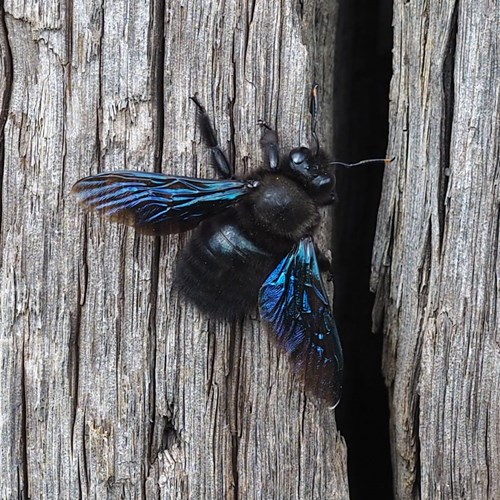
[72,86,387,407]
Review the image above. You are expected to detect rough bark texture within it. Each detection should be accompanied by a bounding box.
[372,0,500,498]
[0,1,349,498]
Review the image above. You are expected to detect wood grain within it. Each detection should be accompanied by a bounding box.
[0,1,349,498]
[372,0,500,498]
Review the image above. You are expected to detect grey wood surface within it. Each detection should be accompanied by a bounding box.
[0,1,349,498]
[372,0,500,498]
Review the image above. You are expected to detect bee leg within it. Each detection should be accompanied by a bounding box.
[309,82,320,157]
[190,95,233,178]
[258,121,279,171]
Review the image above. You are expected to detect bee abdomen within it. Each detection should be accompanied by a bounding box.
[174,217,277,319]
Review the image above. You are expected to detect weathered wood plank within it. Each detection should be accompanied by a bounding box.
[372,0,500,498]
[0,1,349,498]
[150,2,347,498]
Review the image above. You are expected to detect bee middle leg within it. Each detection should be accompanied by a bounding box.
[190,95,233,178]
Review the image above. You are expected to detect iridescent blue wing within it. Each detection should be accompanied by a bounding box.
[72,171,256,235]
[258,237,343,407]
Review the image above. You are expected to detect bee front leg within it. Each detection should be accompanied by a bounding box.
[190,95,233,178]
[258,121,279,171]
[309,82,320,157]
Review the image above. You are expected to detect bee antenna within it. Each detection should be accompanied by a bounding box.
[328,157,395,168]
[309,82,320,157]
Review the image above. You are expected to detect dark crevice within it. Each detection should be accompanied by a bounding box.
[439,1,458,250]
[74,229,88,500]
[0,4,13,238]
[95,3,104,172]
[150,0,165,173]
[411,394,422,498]
[248,0,257,26]
[227,319,242,498]
[20,349,29,499]
[206,325,217,391]
[0,5,20,494]
[159,407,180,453]
[81,411,90,489]
[59,1,72,205]
[69,220,87,449]
[229,36,238,173]
[65,0,83,456]
[147,0,165,465]
[147,237,161,462]
[231,433,240,497]
[295,0,305,20]
[332,1,393,499]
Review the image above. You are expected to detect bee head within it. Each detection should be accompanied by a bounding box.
[284,147,336,205]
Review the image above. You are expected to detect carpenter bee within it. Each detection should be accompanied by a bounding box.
[72,85,389,408]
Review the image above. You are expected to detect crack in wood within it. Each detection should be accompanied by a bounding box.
[439,1,458,252]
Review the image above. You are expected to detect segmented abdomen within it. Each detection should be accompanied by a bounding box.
[174,214,277,319]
